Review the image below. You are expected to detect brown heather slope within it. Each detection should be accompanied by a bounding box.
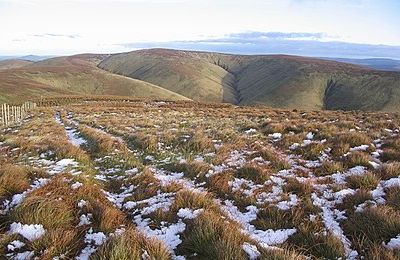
[0,54,190,103]
[0,59,33,70]
[99,49,400,111]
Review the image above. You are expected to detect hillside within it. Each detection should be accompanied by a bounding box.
[0,59,33,70]
[0,54,189,103]
[1,49,400,111]
[99,49,400,111]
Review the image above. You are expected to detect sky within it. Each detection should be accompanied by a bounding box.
[0,0,400,58]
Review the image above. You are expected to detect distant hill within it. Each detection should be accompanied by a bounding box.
[0,59,33,70]
[321,57,400,72]
[1,48,400,111]
[0,55,55,62]
[0,53,189,103]
[99,49,400,111]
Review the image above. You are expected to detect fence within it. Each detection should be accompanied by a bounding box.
[0,101,37,127]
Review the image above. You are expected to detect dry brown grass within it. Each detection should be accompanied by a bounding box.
[386,186,400,211]
[335,132,372,148]
[377,162,400,180]
[346,172,380,190]
[364,243,400,260]
[124,168,160,201]
[185,129,215,153]
[252,206,297,230]
[315,160,345,176]
[250,146,291,171]
[80,125,129,155]
[93,226,171,260]
[171,189,220,214]
[76,184,127,233]
[179,210,249,259]
[11,177,77,229]
[287,221,346,259]
[343,151,373,168]
[338,189,373,211]
[206,171,234,196]
[30,228,84,260]
[6,111,90,163]
[163,160,210,180]
[283,178,314,197]
[343,206,400,248]
[0,164,30,198]
[236,164,271,184]
[297,142,327,161]
[1,99,400,259]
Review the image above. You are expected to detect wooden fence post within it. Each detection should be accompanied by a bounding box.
[1,104,4,126]
[0,101,37,127]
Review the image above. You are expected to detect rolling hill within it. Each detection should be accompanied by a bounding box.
[99,49,400,111]
[0,59,33,70]
[1,48,400,111]
[0,53,189,103]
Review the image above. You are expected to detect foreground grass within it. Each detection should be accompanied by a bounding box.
[0,100,399,259]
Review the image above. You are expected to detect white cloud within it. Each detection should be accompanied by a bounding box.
[0,0,398,55]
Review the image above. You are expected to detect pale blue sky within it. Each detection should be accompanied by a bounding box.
[0,0,399,56]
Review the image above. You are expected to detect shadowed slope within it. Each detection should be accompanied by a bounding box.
[98,49,237,103]
[99,49,400,111]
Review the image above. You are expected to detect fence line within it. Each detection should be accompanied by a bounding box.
[0,101,37,127]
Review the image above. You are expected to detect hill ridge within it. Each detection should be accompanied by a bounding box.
[98,48,400,111]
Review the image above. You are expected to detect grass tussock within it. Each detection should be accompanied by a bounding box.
[346,172,380,190]
[92,227,171,260]
[335,132,371,148]
[386,186,400,211]
[11,177,77,229]
[315,160,344,176]
[288,221,346,259]
[30,228,84,260]
[163,160,210,180]
[251,147,291,171]
[124,168,160,201]
[127,132,158,152]
[185,129,214,153]
[171,189,220,213]
[252,206,297,230]
[338,189,373,211]
[206,171,234,196]
[80,125,128,155]
[236,164,271,184]
[343,151,373,168]
[283,178,314,197]
[377,162,400,180]
[297,142,327,161]
[343,206,400,246]
[0,164,30,198]
[76,184,127,233]
[179,210,248,259]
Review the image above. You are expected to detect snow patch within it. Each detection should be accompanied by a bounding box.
[242,242,261,260]
[384,234,400,250]
[9,222,45,241]
[177,208,204,220]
